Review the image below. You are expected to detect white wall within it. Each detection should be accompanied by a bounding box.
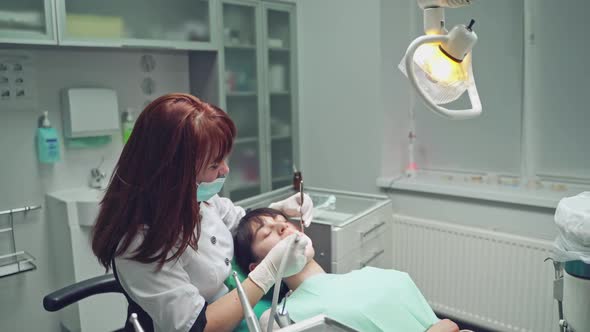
[297,0,395,194]
[0,46,188,332]
[296,4,558,329]
[297,0,558,237]
[379,0,412,181]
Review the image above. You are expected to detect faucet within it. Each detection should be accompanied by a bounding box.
[89,158,107,189]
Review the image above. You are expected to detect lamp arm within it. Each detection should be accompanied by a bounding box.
[404,34,482,120]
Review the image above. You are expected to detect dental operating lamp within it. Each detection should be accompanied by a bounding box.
[400,0,482,120]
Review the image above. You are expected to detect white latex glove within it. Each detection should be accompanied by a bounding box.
[268,193,313,227]
[248,233,310,294]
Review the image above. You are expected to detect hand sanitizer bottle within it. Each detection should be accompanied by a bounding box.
[122,108,135,144]
[36,111,60,163]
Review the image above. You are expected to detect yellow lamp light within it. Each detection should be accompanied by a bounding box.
[400,1,482,120]
[414,42,470,85]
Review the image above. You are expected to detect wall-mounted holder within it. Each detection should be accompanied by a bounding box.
[0,205,40,278]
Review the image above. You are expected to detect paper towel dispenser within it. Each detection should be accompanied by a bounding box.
[62,88,120,138]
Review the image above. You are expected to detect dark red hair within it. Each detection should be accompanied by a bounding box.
[92,93,236,270]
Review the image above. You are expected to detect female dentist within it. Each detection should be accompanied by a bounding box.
[91,93,313,332]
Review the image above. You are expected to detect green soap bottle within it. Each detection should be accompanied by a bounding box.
[122,108,135,144]
[36,111,60,163]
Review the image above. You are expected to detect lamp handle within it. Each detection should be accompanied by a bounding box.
[404,34,482,120]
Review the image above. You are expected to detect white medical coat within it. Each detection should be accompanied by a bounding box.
[114,195,245,332]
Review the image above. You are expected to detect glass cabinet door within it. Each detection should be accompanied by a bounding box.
[0,0,57,44]
[264,5,296,190]
[221,1,262,201]
[56,0,214,49]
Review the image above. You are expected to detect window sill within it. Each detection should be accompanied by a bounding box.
[377,171,588,209]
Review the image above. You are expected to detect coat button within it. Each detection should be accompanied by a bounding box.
[210,236,217,245]
[225,258,230,266]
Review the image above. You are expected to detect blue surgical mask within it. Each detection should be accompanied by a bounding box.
[197,176,226,202]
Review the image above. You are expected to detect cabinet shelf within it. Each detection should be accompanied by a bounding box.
[235,137,258,144]
[270,91,290,96]
[0,251,36,279]
[225,44,256,50]
[271,134,291,140]
[0,227,13,234]
[227,91,258,97]
[269,47,290,52]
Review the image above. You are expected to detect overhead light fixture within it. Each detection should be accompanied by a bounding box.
[400,0,482,119]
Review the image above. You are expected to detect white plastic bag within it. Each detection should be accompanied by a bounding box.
[552,192,590,263]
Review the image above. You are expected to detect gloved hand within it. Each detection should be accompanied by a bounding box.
[269,193,313,227]
[426,319,460,332]
[248,233,310,293]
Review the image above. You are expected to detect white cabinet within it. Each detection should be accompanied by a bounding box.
[0,0,217,50]
[55,0,216,50]
[218,0,298,201]
[0,0,57,45]
[316,198,393,273]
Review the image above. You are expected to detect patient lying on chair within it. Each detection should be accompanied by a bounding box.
[233,208,461,332]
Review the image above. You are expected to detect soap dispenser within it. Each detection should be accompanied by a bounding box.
[36,111,61,163]
[122,108,135,144]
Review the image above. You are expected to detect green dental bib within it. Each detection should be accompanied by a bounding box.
[286,267,439,332]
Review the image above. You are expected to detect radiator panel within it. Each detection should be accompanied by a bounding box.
[392,214,558,332]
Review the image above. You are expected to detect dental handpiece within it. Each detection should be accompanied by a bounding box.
[232,271,262,332]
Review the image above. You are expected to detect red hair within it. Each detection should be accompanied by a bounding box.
[92,93,236,270]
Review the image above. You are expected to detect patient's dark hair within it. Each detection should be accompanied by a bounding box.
[234,208,289,274]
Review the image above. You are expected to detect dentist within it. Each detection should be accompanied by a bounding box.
[91,93,313,332]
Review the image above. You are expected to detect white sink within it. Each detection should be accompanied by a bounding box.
[46,187,126,332]
[47,187,105,226]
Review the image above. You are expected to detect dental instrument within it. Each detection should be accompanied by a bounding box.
[129,313,145,332]
[293,164,302,191]
[274,290,293,328]
[399,0,482,119]
[267,234,301,332]
[233,271,263,332]
[299,180,305,234]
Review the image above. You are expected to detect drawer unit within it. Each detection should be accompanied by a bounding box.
[331,205,391,261]
[331,221,393,273]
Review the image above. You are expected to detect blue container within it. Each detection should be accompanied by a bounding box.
[565,260,590,280]
[36,111,60,163]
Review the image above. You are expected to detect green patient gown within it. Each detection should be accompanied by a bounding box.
[285,267,439,332]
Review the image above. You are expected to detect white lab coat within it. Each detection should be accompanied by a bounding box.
[114,195,245,332]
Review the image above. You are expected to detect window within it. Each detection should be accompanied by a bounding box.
[530,0,590,183]
[410,0,590,184]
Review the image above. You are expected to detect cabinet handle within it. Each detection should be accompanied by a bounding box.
[360,249,385,268]
[360,221,386,238]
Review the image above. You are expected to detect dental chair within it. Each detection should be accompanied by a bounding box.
[43,274,130,331]
[42,262,282,332]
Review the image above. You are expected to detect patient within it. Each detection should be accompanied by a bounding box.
[234,208,462,332]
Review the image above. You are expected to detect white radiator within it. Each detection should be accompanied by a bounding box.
[392,214,558,332]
